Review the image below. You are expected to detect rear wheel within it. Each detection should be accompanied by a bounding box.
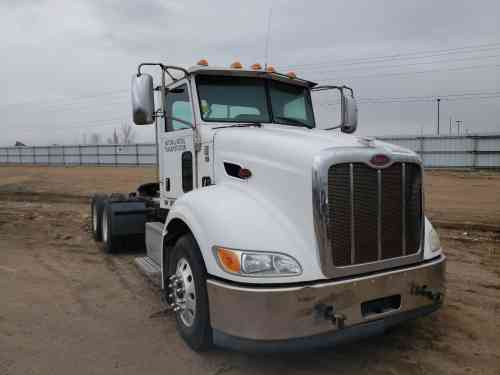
[101,203,119,254]
[90,194,107,241]
[168,234,212,351]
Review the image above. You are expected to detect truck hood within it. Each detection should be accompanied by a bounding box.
[213,125,416,173]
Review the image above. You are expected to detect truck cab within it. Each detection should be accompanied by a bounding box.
[92,61,445,352]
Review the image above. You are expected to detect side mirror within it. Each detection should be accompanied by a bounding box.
[341,91,358,134]
[131,73,155,125]
[311,85,358,133]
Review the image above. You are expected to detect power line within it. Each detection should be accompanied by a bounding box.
[4,97,130,116]
[315,91,500,106]
[279,41,500,70]
[1,89,128,109]
[360,90,500,101]
[357,95,500,104]
[317,62,500,82]
[300,53,500,76]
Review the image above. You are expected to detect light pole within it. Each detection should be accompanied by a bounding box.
[436,98,441,135]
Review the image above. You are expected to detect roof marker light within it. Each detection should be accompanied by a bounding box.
[251,63,262,70]
[197,59,209,66]
[286,71,297,79]
[266,65,276,73]
[230,61,243,69]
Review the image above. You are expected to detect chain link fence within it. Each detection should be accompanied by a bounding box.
[0,134,499,168]
[377,134,500,168]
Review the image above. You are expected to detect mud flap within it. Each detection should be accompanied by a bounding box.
[107,200,147,251]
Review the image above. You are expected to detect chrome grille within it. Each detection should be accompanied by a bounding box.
[328,162,422,267]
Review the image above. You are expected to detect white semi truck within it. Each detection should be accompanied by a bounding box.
[90,60,445,352]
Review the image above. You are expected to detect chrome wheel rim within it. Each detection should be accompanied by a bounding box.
[175,258,196,327]
[102,210,108,243]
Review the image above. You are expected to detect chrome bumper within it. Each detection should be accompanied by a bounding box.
[207,255,445,350]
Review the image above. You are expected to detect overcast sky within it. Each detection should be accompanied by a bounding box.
[1,0,499,146]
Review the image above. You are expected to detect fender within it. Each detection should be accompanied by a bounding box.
[162,181,325,285]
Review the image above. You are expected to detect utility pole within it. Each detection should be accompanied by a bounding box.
[456,120,463,136]
[449,116,452,135]
[436,98,441,136]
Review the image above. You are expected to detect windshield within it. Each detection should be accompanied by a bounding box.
[196,75,315,128]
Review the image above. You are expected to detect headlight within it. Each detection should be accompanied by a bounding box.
[430,227,441,252]
[214,247,302,277]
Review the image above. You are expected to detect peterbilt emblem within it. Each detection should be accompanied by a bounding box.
[370,154,391,167]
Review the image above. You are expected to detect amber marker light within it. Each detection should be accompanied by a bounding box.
[197,59,209,66]
[216,247,241,273]
[238,168,252,179]
[251,63,262,70]
[230,61,243,69]
[266,65,276,73]
[286,71,297,79]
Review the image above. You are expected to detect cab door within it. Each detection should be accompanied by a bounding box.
[159,81,195,207]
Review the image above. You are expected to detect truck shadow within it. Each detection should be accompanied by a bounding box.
[201,316,444,374]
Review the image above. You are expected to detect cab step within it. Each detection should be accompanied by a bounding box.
[134,256,162,287]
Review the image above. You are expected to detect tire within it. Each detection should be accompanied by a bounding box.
[101,202,119,254]
[168,234,212,351]
[90,194,107,241]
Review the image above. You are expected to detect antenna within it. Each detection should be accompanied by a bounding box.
[264,7,273,69]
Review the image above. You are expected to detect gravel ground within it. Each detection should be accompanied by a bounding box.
[0,166,499,375]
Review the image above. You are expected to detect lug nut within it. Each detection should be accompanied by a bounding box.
[176,288,183,293]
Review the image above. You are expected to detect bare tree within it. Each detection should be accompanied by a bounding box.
[119,123,135,144]
[89,133,101,145]
[107,128,119,144]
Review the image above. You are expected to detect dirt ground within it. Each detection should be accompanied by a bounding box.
[0,166,499,375]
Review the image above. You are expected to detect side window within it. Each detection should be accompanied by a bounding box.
[283,96,307,120]
[165,84,193,131]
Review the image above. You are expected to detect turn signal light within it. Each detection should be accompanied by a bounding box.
[266,65,276,73]
[197,59,209,66]
[251,63,262,70]
[286,71,297,79]
[238,168,252,179]
[230,61,243,69]
[216,248,241,273]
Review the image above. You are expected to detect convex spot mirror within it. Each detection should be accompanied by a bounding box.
[341,90,358,134]
[131,73,155,125]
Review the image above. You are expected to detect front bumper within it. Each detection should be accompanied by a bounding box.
[207,255,445,351]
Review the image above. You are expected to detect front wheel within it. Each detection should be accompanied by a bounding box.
[168,234,212,351]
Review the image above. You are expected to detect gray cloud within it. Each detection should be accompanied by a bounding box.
[1,0,499,146]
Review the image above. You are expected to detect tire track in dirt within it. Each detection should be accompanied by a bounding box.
[0,191,88,204]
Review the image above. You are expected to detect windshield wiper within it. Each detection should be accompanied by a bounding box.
[213,123,262,129]
[274,116,312,129]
